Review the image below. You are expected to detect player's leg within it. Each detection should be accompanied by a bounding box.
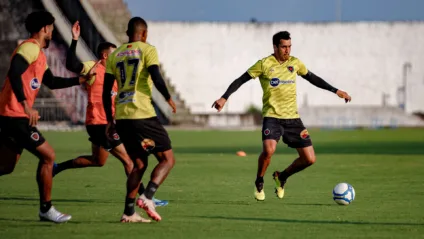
[273,119,315,199]
[137,149,174,221]
[27,133,71,223]
[135,117,175,221]
[115,120,151,223]
[110,142,169,207]
[54,125,112,176]
[121,153,150,223]
[0,143,22,176]
[255,117,282,201]
[0,117,23,176]
[54,144,108,176]
[109,143,133,176]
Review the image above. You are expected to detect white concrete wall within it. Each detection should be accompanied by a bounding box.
[148,22,424,114]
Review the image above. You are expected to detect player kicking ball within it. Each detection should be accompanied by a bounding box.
[0,11,98,223]
[52,22,168,214]
[212,31,351,201]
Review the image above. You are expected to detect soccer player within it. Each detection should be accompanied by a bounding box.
[212,31,352,201]
[103,17,177,222]
[53,21,168,209]
[0,11,97,222]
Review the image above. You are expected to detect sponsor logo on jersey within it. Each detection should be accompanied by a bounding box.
[118,91,135,99]
[269,78,295,87]
[117,49,141,57]
[30,78,40,90]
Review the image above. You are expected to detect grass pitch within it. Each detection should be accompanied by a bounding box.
[1,128,424,238]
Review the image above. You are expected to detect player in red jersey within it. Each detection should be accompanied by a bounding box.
[0,11,97,223]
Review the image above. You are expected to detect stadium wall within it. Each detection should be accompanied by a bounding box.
[147,22,424,119]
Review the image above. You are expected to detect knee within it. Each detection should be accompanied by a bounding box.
[134,159,147,170]
[302,154,316,166]
[93,157,107,167]
[262,147,276,159]
[41,151,55,164]
[166,156,175,169]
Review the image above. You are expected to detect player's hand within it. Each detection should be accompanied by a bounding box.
[211,98,227,112]
[79,60,100,84]
[167,98,177,113]
[72,21,80,40]
[336,90,352,103]
[105,121,115,141]
[24,106,40,127]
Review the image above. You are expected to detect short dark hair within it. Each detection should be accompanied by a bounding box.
[272,31,291,46]
[25,11,55,34]
[97,42,117,58]
[126,17,148,36]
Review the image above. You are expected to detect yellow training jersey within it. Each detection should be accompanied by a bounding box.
[247,55,308,119]
[106,42,159,120]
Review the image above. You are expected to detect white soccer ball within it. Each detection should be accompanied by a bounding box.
[332,183,355,205]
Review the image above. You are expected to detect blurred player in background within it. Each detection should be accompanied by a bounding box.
[53,21,168,210]
[103,17,176,222]
[212,31,351,201]
[0,11,97,223]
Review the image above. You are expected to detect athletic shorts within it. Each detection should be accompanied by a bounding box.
[0,116,46,154]
[115,117,172,157]
[262,117,312,148]
[86,124,122,151]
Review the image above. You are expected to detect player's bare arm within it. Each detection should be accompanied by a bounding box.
[300,71,352,103]
[148,65,176,113]
[212,72,252,112]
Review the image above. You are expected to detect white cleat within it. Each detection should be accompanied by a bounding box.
[39,206,72,223]
[136,194,162,221]
[120,212,151,223]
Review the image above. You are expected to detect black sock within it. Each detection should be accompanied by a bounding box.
[40,201,52,213]
[144,181,158,200]
[138,183,145,195]
[279,170,289,182]
[57,159,75,173]
[124,197,135,216]
[255,176,264,184]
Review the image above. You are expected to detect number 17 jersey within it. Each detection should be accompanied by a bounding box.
[106,42,159,120]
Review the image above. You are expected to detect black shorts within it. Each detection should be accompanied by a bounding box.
[86,124,122,151]
[0,116,46,154]
[262,117,312,148]
[115,117,172,157]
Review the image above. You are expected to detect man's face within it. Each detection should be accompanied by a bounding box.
[274,39,291,61]
[43,24,54,48]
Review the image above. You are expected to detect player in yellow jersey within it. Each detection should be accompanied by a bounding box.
[212,31,351,201]
[103,17,176,222]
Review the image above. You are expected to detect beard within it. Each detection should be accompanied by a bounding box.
[44,38,51,49]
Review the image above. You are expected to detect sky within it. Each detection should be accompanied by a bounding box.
[123,0,424,22]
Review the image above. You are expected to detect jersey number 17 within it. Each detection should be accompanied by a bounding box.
[116,58,140,88]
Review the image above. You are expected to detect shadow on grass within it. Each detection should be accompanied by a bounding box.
[174,141,424,155]
[196,215,424,227]
[0,217,122,224]
[0,196,117,204]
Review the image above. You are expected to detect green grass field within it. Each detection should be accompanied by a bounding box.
[1,128,424,239]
